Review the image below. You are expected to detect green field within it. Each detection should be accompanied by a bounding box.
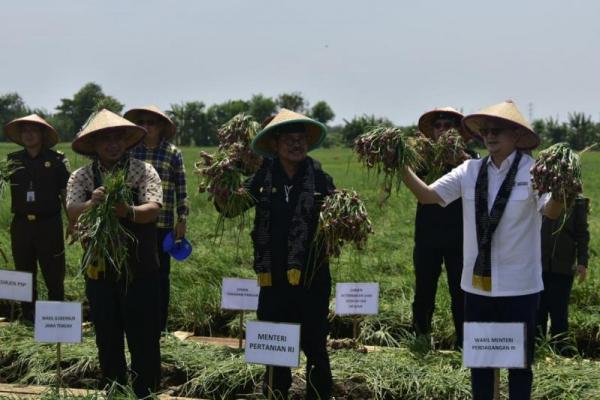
[0,143,599,399]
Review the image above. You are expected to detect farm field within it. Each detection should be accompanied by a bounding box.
[0,143,599,399]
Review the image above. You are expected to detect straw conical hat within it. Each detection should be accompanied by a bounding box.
[124,105,176,140]
[251,109,327,158]
[4,114,59,147]
[462,100,539,150]
[72,109,147,155]
[418,107,471,141]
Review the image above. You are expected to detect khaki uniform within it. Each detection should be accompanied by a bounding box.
[8,148,70,320]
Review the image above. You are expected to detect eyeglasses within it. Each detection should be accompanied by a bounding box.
[433,121,455,130]
[138,119,158,127]
[279,135,307,146]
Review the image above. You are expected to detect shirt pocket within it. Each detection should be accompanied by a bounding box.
[508,186,529,201]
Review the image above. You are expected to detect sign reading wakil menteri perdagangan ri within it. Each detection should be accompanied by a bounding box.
[463,322,526,368]
[245,321,300,368]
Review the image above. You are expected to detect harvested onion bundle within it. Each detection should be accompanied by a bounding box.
[195,151,254,216]
[217,113,263,175]
[531,143,583,209]
[314,189,373,258]
[425,129,471,183]
[77,168,135,280]
[354,126,421,196]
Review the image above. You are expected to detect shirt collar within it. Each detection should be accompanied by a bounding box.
[486,150,517,173]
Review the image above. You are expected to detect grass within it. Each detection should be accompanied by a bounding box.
[0,142,599,398]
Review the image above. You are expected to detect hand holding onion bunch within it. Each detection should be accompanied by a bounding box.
[531,143,583,209]
[354,126,422,197]
[77,168,135,280]
[314,189,374,258]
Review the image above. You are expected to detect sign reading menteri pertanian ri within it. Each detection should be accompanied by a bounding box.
[221,278,260,311]
[34,301,82,344]
[463,322,526,368]
[335,282,379,315]
[245,321,300,368]
[0,269,32,302]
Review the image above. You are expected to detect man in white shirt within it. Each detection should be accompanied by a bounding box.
[401,100,563,400]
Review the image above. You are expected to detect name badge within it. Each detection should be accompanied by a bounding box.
[26,191,36,202]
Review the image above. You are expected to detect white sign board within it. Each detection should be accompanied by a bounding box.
[34,301,82,344]
[463,322,526,368]
[335,283,379,315]
[221,278,260,311]
[245,321,301,368]
[0,270,33,302]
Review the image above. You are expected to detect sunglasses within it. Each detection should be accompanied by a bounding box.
[479,127,506,136]
[279,135,307,146]
[433,121,455,130]
[138,119,158,127]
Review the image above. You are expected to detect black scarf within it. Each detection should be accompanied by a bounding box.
[473,151,522,291]
[253,158,315,286]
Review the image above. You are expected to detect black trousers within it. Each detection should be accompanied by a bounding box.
[412,242,464,347]
[465,292,540,400]
[86,270,161,398]
[537,272,574,340]
[156,228,172,332]
[257,284,332,400]
[10,214,65,320]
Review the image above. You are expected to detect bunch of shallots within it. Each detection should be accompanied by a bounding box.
[314,189,374,258]
[531,143,583,209]
[0,159,20,196]
[195,150,253,218]
[217,113,263,175]
[195,113,263,235]
[354,126,421,196]
[424,129,471,183]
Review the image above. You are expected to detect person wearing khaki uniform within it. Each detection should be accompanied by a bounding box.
[4,114,70,321]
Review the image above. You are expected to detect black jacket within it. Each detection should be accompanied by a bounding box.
[541,197,590,275]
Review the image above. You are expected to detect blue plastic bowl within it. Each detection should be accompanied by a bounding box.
[162,231,192,261]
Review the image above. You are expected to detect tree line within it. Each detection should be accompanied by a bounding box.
[0,82,597,150]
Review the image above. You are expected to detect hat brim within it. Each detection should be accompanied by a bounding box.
[124,108,176,140]
[4,120,59,147]
[462,114,540,150]
[251,119,327,158]
[71,125,147,156]
[418,110,470,141]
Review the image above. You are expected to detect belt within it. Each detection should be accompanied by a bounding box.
[15,212,60,222]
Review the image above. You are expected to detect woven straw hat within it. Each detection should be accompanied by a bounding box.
[4,114,59,147]
[124,105,176,140]
[251,109,327,158]
[418,107,470,140]
[462,100,539,150]
[72,109,147,155]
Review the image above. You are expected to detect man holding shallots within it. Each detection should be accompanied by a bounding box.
[401,100,563,399]
[411,107,472,349]
[66,109,163,398]
[216,109,335,400]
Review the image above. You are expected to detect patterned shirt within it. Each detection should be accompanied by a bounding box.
[66,157,163,208]
[130,140,188,229]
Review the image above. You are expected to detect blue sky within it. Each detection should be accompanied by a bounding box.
[1,0,599,125]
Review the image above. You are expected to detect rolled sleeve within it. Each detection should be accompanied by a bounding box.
[66,167,92,208]
[430,162,467,207]
[139,164,163,206]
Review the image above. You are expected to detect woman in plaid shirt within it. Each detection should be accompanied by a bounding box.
[126,105,188,332]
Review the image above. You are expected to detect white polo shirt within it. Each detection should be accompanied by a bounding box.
[431,151,548,297]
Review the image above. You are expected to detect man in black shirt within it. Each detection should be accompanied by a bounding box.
[4,114,70,321]
[218,109,335,400]
[412,107,473,348]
